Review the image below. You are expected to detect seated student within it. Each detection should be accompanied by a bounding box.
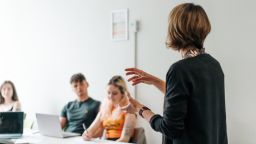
[60,73,101,135]
[0,80,21,112]
[82,75,136,142]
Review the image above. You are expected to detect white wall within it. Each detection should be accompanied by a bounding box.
[0,0,255,144]
[0,0,135,113]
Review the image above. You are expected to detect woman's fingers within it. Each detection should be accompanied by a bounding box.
[125,68,155,85]
[127,77,143,86]
[121,93,137,114]
[121,103,137,114]
[131,80,145,85]
[126,94,136,105]
[125,68,141,73]
[131,77,150,85]
[82,131,92,141]
[83,135,89,141]
[127,75,140,82]
[126,92,133,99]
[126,71,138,76]
[125,68,146,76]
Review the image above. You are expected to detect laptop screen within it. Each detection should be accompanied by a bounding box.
[0,112,24,134]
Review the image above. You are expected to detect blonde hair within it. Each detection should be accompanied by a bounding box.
[100,76,128,120]
[166,3,211,50]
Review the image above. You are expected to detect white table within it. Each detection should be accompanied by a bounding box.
[14,136,129,144]
[7,130,133,144]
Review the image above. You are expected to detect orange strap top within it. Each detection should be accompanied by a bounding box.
[102,111,126,139]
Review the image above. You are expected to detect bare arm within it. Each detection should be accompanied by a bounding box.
[136,105,155,122]
[92,127,104,138]
[123,94,155,122]
[59,117,67,129]
[117,113,137,142]
[125,68,166,93]
[83,112,104,140]
[152,78,166,94]
[12,101,21,112]
[125,65,189,138]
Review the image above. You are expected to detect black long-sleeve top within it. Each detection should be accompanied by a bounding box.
[150,54,228,144]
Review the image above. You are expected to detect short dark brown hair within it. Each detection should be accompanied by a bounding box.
[0,80,19,104]
[166,3,211,50]
[70,73,86,84]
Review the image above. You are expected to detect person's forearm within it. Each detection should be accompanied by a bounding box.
[137,105,155,122]
[87,126,100,138]
[117,137,130,142]
[92,128,103,138]
[61,123,65,129]
[142,110,155,122]
[152,77,166,94]
[13,102,21,112]
[59,118,67,129]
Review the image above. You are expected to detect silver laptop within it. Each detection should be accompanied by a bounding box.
[0,112,24,139]
[36,113,80,138]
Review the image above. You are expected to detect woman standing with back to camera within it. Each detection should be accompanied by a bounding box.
[124,3,228,144]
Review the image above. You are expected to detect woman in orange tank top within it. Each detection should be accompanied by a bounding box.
[82,76,136,142]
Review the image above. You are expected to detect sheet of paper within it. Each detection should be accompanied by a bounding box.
[13,136,42,144]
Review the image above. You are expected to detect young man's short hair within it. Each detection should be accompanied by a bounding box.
[70,73,86,84]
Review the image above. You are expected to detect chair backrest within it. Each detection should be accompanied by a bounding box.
[23,113,34,129]
[130,127,147,144]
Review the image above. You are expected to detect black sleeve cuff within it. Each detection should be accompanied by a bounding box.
[149,114,162,130]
